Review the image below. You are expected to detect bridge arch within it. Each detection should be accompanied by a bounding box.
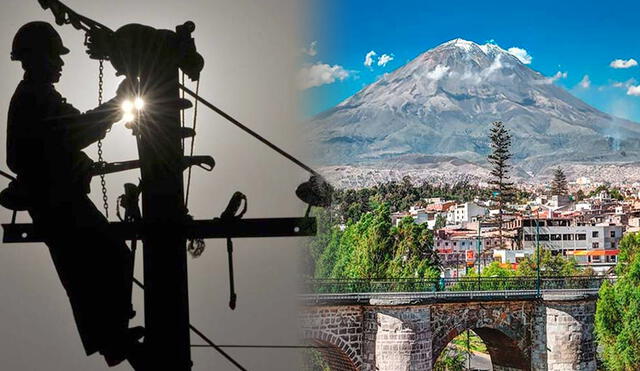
[308,338,358,371]
[431,302,533,371]
[304,330,361,370]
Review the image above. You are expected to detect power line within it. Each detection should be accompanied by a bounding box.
[132,278,247,371]
[178,83,319,177]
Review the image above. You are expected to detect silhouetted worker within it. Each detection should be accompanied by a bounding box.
[7,21,143,368]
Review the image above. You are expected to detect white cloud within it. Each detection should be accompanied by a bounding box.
[377,54,394,67]
[483,55,503,76]
[548,71,568,83]
[364,50,376,67]
[579,75,591,88]
[507,47,532,64]
[297,62,349,90]
[612,78,637,88]
[628,85,640,96]
[610,58,638,69]
[301,41,317,57]
[426,65,450,80]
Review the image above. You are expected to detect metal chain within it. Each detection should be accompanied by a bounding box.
[97,60,109,218]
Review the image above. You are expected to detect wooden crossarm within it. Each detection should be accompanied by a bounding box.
[2,217,316,243]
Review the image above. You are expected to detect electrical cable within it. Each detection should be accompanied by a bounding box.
[131,277,247,371]
[178,83,319,178]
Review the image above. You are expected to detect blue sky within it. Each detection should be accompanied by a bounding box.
[300,0,640,121]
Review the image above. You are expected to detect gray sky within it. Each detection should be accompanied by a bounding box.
[0,0,309,370]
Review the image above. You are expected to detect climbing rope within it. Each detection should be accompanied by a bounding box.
[97,60,109,218]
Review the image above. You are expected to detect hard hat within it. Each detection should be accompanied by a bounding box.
[11,21,70,61]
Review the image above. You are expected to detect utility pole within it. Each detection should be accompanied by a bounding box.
[137,53,191,370]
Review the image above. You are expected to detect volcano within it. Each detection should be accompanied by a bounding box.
[308,39,640,179]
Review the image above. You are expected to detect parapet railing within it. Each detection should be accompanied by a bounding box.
[303,276,614,294]
[299,288,603,305]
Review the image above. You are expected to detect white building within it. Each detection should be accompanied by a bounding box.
[515,218,623,263]
[493,249,535,264]
[446,202,489,225]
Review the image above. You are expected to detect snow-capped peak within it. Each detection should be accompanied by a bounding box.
[441,38,479,52]
[478,42,509,56]
[438,38,515,61]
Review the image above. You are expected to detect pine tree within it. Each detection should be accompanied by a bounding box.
[550,168,568,196]
[487,121,514,249]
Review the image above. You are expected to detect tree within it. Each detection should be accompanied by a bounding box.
[487,121,514,249]
[550,168,568,196]
[434,214,447,230]
[595,232,640,370]
[515,249,586,277]
[386,217,441,279]
[433,346,466,371]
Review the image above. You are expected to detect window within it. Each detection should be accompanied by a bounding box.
[539,234,550,241]
[577,234,587,240]
[592,242,599,249]
[592,231,599,238]
[611,231,616,238]
[551,234,562,241]
[562,234,573,241]
[461,241,466,246]
[524,234,534,241]
[523,220,532,227]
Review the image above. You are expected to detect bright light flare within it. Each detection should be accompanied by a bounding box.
[122,100,134,114]
[134,97,144,110]
[123,112,136,123]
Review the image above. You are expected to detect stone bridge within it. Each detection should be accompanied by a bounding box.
[300,290,598,371]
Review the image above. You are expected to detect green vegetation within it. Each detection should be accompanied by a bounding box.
[302,349,330,371]
[451,330,487,353]
[588,184,624,201]
[304,178,532,279]
[435,330,487,371]
[514,249,591,277]
[595,232,640,370]
[433,346,467,371]
[312,202,440,279]
[333,176,493,223]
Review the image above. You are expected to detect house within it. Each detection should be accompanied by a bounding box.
[446,202,489,225]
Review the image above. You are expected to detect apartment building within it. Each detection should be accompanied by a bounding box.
[505,217,623,264]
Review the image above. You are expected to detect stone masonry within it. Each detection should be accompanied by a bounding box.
[300,296,598,371]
